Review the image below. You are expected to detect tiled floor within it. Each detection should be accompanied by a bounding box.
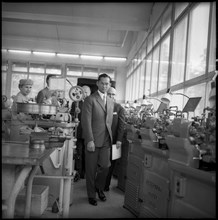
[40,176,136,218]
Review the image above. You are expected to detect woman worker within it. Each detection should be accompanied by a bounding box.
[10,79,34,141]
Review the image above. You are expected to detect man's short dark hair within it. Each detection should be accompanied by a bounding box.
[98,73,111,82]
[46,74,56,85]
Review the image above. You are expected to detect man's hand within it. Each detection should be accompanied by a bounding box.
[116,141,122,149]
[87,141,95,152]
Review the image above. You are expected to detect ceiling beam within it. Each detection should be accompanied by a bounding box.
[2,11,149,32]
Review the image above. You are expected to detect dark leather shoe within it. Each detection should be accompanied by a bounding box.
[88,198,97,206]
[96,188,106,201]
[104,187,110,192]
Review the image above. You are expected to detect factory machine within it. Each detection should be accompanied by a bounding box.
[123,82,216,218]
[2,85,85,217]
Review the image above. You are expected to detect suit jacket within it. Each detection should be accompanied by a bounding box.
[111,103,126,144]
[70,100,83,139]
[81,91,114,147]
[36,87,51,104]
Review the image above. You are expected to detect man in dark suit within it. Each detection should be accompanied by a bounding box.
[81,73,114,206]
[70,85,91,181]
[104,87,126,191]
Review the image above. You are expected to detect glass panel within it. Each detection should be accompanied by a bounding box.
[150,46,160,94]
[161,4,172,36]
[46,64,62,75]
[28,74,45,101]
[2,72,7,95]
[12,62,28,72]
[186,3,210,80]
[144,55,152,95]
[147,33,153,54]
[29,63,45,74]
[139,60,145,97]
[175,2,189,19]
[171,17,188,86]
[66,65,82,76]
[153,20,161,46]
[208,2,216,72]
[132,73,136,101]
[11,74,28,97]
[158,35,170,91]
[135,68,140,99]
[2,61,8,71]
[83,67,98,78]
[184,83,206,120]
[99,68,115,80]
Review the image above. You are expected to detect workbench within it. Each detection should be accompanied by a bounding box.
[2,141,55,218]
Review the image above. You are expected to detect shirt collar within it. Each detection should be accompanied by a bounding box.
[97,90,106,99]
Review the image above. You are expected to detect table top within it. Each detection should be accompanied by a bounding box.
[2,141,55,165]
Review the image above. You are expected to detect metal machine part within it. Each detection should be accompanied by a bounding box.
[69,86,84,102]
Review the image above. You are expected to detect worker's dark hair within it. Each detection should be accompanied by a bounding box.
[98,73,111,82]
[46,74,56,85]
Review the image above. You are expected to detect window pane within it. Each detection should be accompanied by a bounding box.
[144,55,152,95]
[2,72,7,95]
[135,68,140,99]
[208,2,216,72]
[161,4,172,36]
[29,63,45,74]
[154,21,161,46]
[158,35,170,91]
[171,17,188,86]
[28,74,45,101]
[66,65,82,76]
[139,60,145,97]
[186,3,210,80]
[150,47,160,94]
[46,64,62,75]
[175,2,189,19]
[2,60,8,71]
[11,74,28,96]
[147,33,153,54]
[83,67,98,78]
[99,68,115,80]
[12,62,28,72]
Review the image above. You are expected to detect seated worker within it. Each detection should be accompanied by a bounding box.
[70,85,91,182]
[10,79,34,141]
[36,74,56,104]
[104,86,126,191]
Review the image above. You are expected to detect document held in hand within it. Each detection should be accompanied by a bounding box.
[112,144,121,160]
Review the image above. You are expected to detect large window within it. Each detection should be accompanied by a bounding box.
[158,35,170,91]
[186,3,210,80]
[144,55,152,95]
[66,65,82,76]
[150,46,160,94]
[83,67,98,78]
[2,61,8,95]
[171,17,188,86]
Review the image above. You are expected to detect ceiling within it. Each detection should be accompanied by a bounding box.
[2,2,154,59]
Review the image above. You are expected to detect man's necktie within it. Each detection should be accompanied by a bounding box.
[103,94,107,107]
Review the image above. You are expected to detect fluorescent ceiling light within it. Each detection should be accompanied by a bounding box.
[2,49,7,52]
[104,57,126,61]
[80,55,103,60]
[57,53,79,58]
[33,51,55,56]
[8,49,31,54]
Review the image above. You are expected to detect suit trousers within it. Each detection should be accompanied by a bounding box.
[85,144,111,199]
[74,138,85,178]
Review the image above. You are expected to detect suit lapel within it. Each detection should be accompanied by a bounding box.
[95,92,106,111]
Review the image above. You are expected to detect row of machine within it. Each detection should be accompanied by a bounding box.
[115,81,216,218]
